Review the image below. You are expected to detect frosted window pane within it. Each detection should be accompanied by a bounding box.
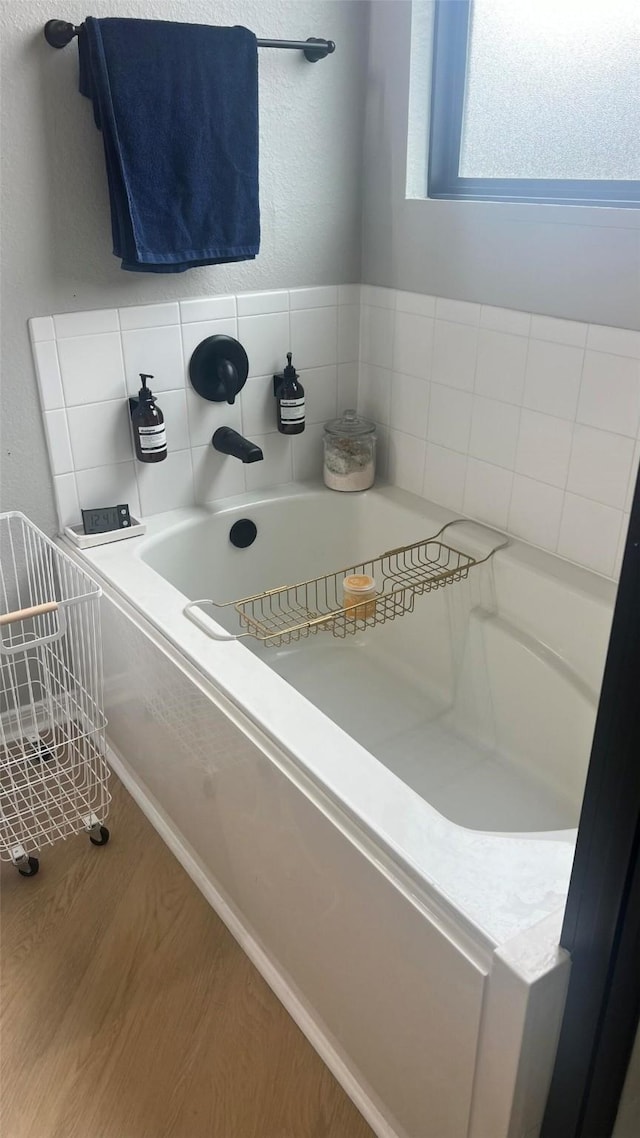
[459,0,640,180]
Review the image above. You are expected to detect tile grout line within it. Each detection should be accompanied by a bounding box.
[504,332,532,541]
[556,345,588,554]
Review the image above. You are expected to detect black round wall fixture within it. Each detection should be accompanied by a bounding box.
[229,519,258,549]
[189,335,249,404]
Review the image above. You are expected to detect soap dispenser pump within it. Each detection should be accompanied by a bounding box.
[130,374,167,463]
[274,352,305,435]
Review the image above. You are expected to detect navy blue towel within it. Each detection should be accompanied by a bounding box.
[78,18,260,273]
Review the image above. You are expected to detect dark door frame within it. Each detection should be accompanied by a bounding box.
[541,468,640,1137]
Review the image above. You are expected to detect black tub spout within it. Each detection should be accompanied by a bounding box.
[212,427,264,463]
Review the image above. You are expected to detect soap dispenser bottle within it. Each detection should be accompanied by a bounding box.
[274,352,305,435]
[130,374,167,463]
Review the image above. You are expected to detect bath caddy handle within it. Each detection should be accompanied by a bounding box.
[0,600,59,626]
[184,520,509,648]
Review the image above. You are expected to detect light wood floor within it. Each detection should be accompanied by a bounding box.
[0,775,375,1138]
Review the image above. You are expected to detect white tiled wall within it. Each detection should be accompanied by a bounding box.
[30,285,360,530]
[31,281,639,580]
[359,285,640,579]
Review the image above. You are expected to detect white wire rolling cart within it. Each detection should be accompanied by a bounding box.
[0,512,110,877]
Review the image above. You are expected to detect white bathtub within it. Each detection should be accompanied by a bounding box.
[73,483,615,1138]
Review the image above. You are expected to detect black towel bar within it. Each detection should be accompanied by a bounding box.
[43,20,336,62]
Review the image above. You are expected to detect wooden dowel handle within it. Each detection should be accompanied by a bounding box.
[0,601,59,627]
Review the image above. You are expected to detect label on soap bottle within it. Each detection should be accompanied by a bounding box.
[279,398,305,423]
[138,424,167,451]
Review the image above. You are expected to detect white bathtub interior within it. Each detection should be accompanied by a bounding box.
[140,487,607,837]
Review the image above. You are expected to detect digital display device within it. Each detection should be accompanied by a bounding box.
[81,504,131,535]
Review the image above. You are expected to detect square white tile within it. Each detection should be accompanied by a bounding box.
[475,329,528,404]
[58,332,126,406]
[122,325,185,395]
[395,291,437,317]
[155,389,189,452]
[43,409,73,475]
[237,311,290,378]
[390,372,430,439]
[75,461,141,519]
[523,340,584,421]
[577,351,640,437]
[463,459,513,530]
[292,422,325,482]
[29,316,55,342]
[179,295,236,322]
[186,386,242,448]
[515,410,573,488]
[469,396,520,470]
[338,305,360,364]
[136,450,194,516]
[338,362,359,410]
[567,425,634,509]
[586,324,640,360]
[624,442,640,512]
[67,400,133,470]
[432,320,477,391]
[192,444,247,504]
[508,476,564,551]
[529,315,588,347]
[435,297,481,326]
[53,473,80,530]
[53,309,119,338]
[361,285,395,309]
[480,306,530,337]
[557,494,622,576]
[243,433,293,492]
[241,376,278,437]
[359,304,394,369]
[358,364,392,425]
[423,444,467,512]
[301,365,338,424]
[289,286,338,309]
[236,290,288,317]
[181,317,239,382]
[119,302,180,331]
[375,426,389,480]
[32,340,64,411]
[387,431,426,495]
[290,307,338,369]
[393,311,433,380]
[427,384,473,453]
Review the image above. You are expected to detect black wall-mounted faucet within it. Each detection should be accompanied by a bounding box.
[212,427,263,463]
[189,335,249,405]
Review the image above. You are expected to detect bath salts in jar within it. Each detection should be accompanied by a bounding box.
[323,410,376,492]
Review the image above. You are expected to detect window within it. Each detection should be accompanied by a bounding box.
[428,0,640,207]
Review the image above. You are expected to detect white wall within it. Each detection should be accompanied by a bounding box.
[361,1,640,331]
[0,0,369,534]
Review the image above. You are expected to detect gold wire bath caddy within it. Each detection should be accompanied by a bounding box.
[184,520,509,648]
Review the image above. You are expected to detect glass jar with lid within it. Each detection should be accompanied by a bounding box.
[323,409,376,492]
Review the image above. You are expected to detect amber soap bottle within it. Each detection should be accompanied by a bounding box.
[274,353,305,435]
[130,374,167,463]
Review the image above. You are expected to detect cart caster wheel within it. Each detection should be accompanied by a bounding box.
[89,826,110,846]
[18,856,39,877]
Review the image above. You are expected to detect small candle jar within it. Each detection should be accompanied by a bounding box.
[342,573,378,620]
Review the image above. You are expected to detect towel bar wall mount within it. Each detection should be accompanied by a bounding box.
[43,20,336,62]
